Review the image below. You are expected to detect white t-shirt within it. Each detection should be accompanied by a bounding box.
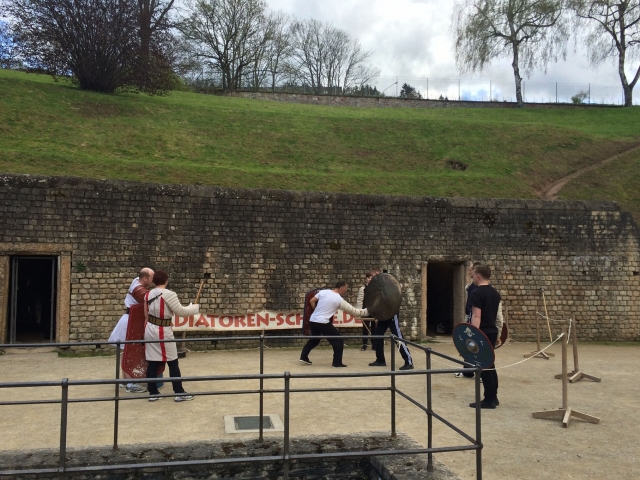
[310,290,343,324]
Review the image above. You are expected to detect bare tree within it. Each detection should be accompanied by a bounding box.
[179,0,272,92]
[453,0,567,106]
[4,0,140,92]
[290,19,326,92]
[290,18,378,94]
[262,12,294,91]
[136,0,177,92]
[341,40,380,89]
[567,0,640,106]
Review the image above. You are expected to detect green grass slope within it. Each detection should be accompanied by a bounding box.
[1,69,639,220]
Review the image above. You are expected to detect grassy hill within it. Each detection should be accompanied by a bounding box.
[1,69,639,221]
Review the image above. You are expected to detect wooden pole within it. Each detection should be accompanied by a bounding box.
[561,326,568,410]
[554,318,600,383]
[180,279,206,353]
[541,289,553,342]
[524,313,553,358]
[572,319,579,373]
[194,280,205,304]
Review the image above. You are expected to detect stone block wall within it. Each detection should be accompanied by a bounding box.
[230,91,612,110]
[0,174,639,345]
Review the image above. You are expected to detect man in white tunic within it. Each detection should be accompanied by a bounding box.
[144,270,199,402]
[299,281,368,368]
[108,268,154,393]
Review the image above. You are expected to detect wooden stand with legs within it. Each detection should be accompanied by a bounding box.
[532,326,600,428]
[524,316,555,359]
[554,319,601,383]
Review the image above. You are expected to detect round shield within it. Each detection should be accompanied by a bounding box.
[364,273,402,321]
[452,323,495,369]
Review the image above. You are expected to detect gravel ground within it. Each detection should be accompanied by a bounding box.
[0,339,637,480]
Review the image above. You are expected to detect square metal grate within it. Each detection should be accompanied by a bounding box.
[224,414,284,434]
[234,416,274,431]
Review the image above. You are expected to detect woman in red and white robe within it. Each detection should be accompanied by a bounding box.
[144,270,199,402]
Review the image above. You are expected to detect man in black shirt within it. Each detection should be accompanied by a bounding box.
[456,261,482,379]
[469,265,501,409]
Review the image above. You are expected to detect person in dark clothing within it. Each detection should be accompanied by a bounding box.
[468,265,501,409]
[369,313,414,370]
[456,261,482,379]
[367,268,414,371]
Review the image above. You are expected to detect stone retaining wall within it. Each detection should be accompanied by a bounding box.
[0,174,639,345]
[0,434,462,480]
[230,91,614,110]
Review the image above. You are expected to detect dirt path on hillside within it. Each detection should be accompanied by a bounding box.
[537,143,640,200]
[0,341,639,480]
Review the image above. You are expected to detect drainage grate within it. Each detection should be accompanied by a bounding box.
[224,414,284,434]
[235,416,274,430]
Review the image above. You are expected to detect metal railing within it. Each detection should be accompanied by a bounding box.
[0,335,483,479]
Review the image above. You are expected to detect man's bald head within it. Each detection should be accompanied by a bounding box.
[139,268,155,287]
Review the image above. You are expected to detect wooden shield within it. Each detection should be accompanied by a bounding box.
[364,273,402,321]
[495,322,509,349]
[302,288,321,336]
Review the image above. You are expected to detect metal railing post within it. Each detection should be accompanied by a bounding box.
[113,342,121,450]
[259,333,264,442]
[390,336,396,438]
[59,378,69,477]
[283,371,290,479]
[426,348,433,472]
[475,365,482,480]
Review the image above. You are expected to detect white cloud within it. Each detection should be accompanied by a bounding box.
[267,0,632,103]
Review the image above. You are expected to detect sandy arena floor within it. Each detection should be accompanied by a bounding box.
[0,339,638,480]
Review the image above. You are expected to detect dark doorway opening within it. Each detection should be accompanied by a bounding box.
[8,257,57,343]
[427,262,454,336]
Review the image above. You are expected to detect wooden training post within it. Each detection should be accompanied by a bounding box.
[554,319,601,383]
[532,326,600,428]
[540,288,553,342]
[524,314,554,359]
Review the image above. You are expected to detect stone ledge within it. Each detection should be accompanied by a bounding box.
[0,433,463,479]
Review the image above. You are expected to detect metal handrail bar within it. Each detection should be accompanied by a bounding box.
[430,408,479,445]
[0,367,476,389]
[393,337,472,366]
[0,333,483,480]
[0,334,393,350]
[395,387,478,446]
[0,387,393,407]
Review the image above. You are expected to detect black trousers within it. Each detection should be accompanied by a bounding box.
[372,315,413,366]
[480,332,499,402]
[300,322,344,366]
[362,320,374,346]
[147,359,186,395]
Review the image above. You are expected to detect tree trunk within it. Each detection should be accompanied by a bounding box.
[618,49,633,107]
[512,42,523,107]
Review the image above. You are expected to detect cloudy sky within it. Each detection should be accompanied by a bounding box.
[268,0,633,104]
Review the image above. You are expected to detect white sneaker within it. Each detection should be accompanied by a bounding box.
[148,394,162,402]
[126,384,147,393]
[175,394,195,402]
